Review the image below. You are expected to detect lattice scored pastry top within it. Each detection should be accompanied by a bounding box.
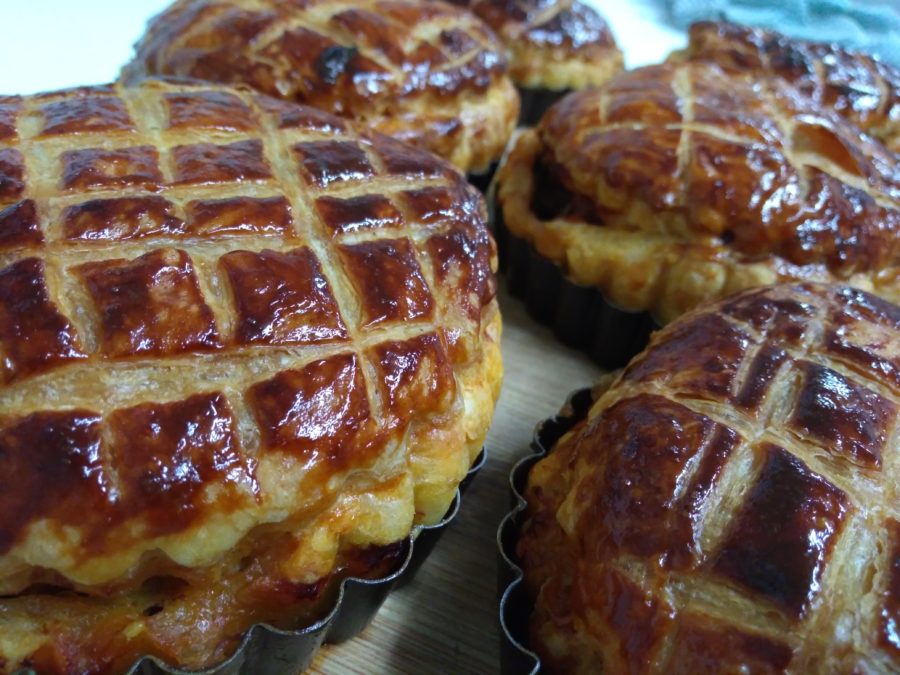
[0,78,501,671]
[122,0,519,174]
[449,0,623,91]
[519,283,900,673]
[679,21,900,153]
[496,60,899,324]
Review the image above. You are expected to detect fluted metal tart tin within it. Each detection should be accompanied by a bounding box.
[14,450,486,675]
[492,209,657,370]
[497,391,593,675]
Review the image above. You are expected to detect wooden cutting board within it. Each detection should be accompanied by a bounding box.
[308,284,602,674]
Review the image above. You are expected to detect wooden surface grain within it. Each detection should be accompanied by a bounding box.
[308,284,601,674]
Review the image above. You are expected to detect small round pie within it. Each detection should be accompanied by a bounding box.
[496,61,900,325]
[452,0,623,122]
[121,0,520,174]
[0,78,501,672]
[677,21,900,152]
[519,282,900,673]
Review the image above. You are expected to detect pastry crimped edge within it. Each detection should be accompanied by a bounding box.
[508,42,624,92]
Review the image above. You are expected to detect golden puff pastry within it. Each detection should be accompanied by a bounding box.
[496,61,899,325]
[519,282,900,674]
[0,78,501,672]
[121,0,519,174]
[677,21,900,152]
[452,0,623,93]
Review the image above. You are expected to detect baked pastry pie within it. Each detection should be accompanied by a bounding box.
[677,21,900,152]
[121,0,519,174]
[449,0,624,124]
[517,282,900,673]
[0,77,501,672]
[495,60,900,329]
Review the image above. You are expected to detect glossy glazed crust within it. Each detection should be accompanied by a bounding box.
[0,78,502,672]
[496,63,900,324]
[678,21,900,152]
[450,0,623,90]
[122,0,519,173]
[519,283,900,674]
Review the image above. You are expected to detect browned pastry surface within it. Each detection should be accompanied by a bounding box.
[121,0,519,173]
[448,0,623,90]
[496,62,900,324]
[679,21,900,152]
[0,78,501,673]
[518,283,900,673]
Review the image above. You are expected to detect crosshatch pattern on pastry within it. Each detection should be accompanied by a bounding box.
[0,77,501,670]
[121,0,520,173]
[496,59,900,324]
[519,283,900,673]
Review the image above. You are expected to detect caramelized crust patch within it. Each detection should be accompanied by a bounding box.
[427,224,496,319]
[369,332,455,419]
[788,362,896,469]
[369,134,451,179]
[720,287,819,346]
[684,21,900,151]
[62,196,184,242]
[106,392,254,538]
[623,313,753,402]
[339,238,434,327]
[575,394,740,569]
[77,249,222,357]
[185,196,292,237]
[402,183,481,227]
[257,96,347,133]
[0,410,106,554]
[0,97,22,140]
[0,200,42,250]
[0,258,86,383]
[0,147,26,200]
[824,287,900,392]
[248,353,372,464]
[61,146,163,191]
[172,140,272,185]
[294,140,375,188]
[221,248,348,346]
[39,95,135,136]
[712,443,849,617]
[667,613,794,673]
[314,193,404,237]
[165,90,257,131]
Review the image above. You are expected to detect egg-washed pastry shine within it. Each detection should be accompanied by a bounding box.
[519,283,900,673]
[678,21,900,152]
[496,61,900,324]
[0,78,501,672]
[122,0,520,174]
[450,0,623,92]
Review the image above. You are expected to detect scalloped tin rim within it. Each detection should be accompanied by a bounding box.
[491,179,657,370]
[497,390,594,675]
[13,450,487,675]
